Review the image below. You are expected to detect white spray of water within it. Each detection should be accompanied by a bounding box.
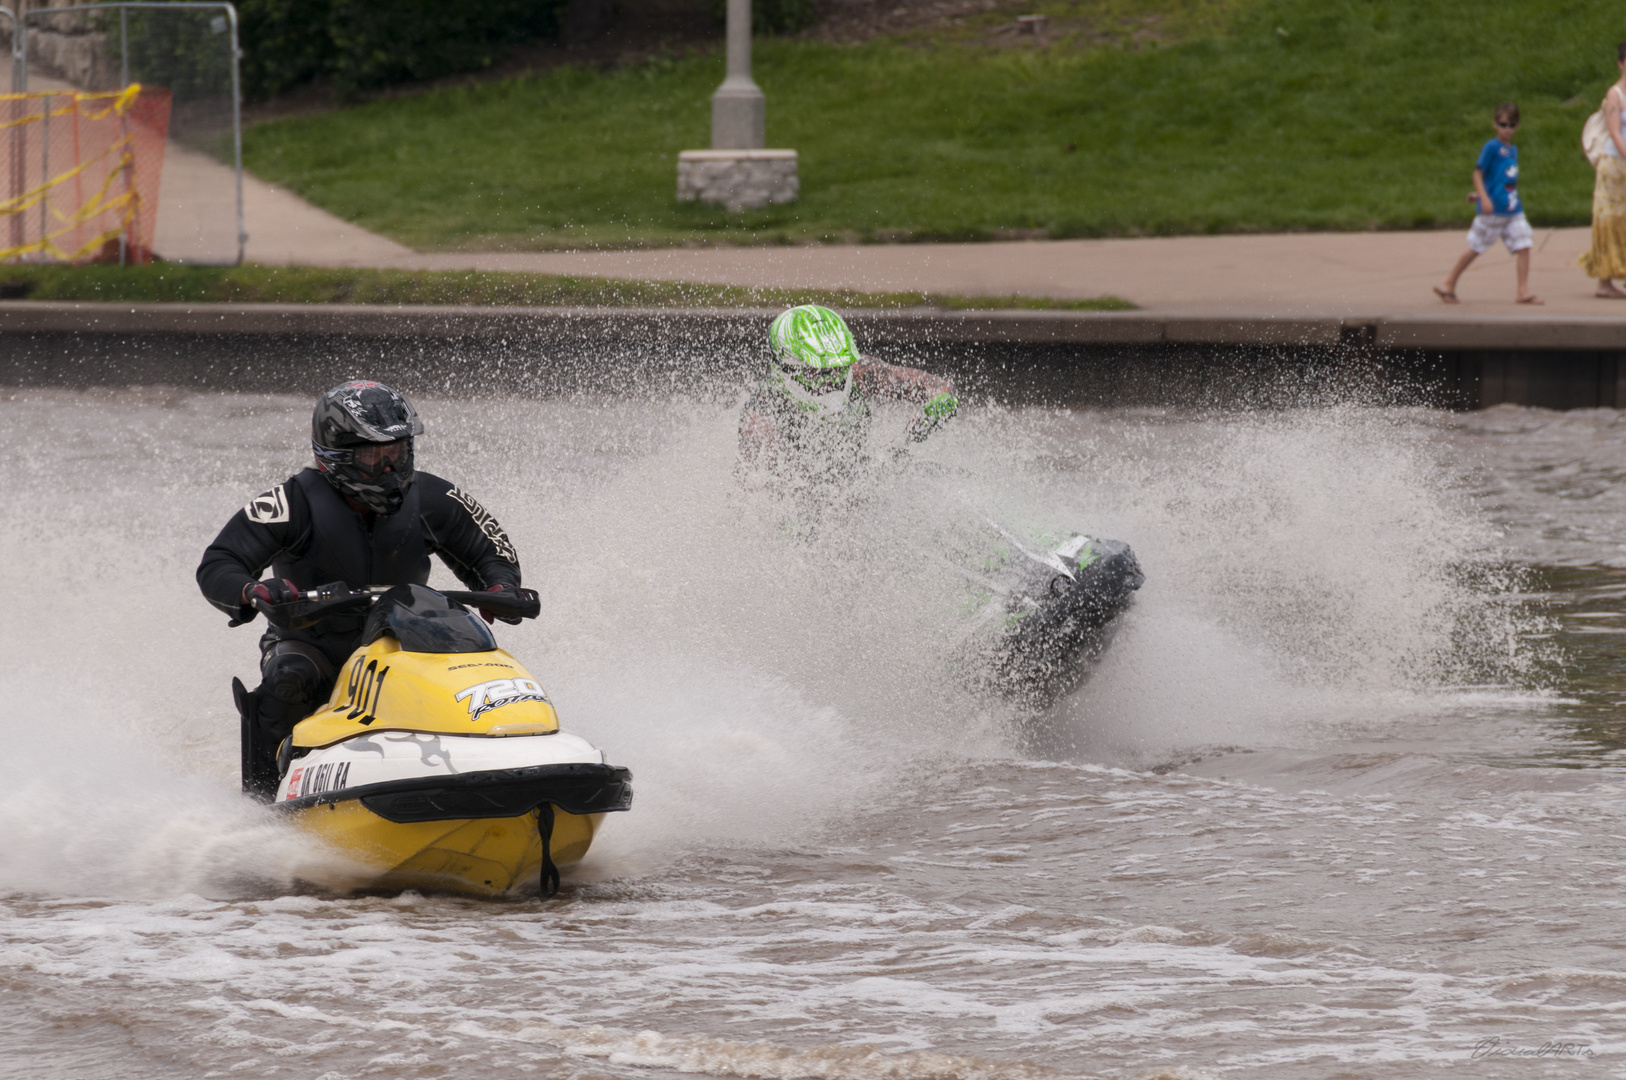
[0,389,1536,897]
[1011,405,1535,764]
[0,662,367,897]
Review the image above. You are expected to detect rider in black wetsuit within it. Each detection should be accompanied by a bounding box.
[197,380,523,799]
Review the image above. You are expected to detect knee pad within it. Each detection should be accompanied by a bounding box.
[255,642,338,739]
[261,649,326,705]
[258,640,334,709]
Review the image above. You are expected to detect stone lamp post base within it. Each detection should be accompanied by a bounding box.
[677,150,799,212]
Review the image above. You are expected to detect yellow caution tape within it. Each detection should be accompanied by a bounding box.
[0,84,148,262]
[0,84,142,132]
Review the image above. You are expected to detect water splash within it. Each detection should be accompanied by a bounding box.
[0,389,1541,897]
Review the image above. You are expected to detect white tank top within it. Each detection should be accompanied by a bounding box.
[1609,86,1626,159]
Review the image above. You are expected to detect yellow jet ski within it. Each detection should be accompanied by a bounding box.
[233,583,632,897]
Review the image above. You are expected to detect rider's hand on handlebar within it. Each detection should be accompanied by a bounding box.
[479,581,525,625]
[906,392,959,443]
[243,578,302,608]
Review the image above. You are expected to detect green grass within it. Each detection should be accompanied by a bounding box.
[0,264,1134,308]
[235,0,1621,250]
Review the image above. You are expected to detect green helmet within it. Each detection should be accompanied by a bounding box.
[768,305,860,395]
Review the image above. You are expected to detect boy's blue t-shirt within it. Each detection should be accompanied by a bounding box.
[1476,138,1520,215]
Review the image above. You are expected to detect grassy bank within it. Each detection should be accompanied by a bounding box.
[239,0,1614,249]
[0,264,1133,309]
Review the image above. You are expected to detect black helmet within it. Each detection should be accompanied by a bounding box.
[311,380,425,514]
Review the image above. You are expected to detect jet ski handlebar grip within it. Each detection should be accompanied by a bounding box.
[442,588,541,620]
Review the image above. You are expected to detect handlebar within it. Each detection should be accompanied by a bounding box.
[253,583,540,630]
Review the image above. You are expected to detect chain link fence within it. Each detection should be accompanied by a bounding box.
[3,2,242,265]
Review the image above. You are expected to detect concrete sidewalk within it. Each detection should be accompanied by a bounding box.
[241,196,1619,319]
[372,228,1609,318]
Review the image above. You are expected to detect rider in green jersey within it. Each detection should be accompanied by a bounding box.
[738,305,959,483]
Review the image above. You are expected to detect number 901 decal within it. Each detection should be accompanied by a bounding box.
[334,656,390,724]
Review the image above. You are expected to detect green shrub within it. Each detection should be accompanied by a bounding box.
[237,0,334,98]
[235,0,566,99]
[117,6,238,104]
[707,0,816,36]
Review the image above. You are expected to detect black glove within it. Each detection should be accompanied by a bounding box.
[242,578,302,609]
[479,581,525,625]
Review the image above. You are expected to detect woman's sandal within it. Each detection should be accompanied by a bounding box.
[1516,295,1545,305]
[1432,285,1459,304]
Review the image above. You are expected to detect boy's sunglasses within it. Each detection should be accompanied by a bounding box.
[1496,121,1519,130]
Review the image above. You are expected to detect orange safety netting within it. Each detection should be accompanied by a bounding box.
[1,84,171,263]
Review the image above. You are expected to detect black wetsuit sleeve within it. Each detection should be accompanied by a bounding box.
[196,479,310,622]
[416,473,523,590]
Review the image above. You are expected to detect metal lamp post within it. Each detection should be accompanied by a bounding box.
[676,0,798,211]
[710,0,763,149]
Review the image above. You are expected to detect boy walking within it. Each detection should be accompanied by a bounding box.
[1435,103,1543,305]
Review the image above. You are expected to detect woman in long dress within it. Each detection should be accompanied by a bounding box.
[1580,44,1626,297]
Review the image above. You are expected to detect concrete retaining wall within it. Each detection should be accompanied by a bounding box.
[4,301,1626,409]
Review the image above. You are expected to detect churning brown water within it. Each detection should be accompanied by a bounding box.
[1,388,1622,1079]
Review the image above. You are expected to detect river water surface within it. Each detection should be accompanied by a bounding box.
[1,389,1623,1079]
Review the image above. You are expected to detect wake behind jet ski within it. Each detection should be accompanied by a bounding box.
[242,582,631,897]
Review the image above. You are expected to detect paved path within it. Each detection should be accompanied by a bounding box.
[161,140,413,265]
[240,177,414,264]
[232,181,1618,317]
[375,229,1609,318]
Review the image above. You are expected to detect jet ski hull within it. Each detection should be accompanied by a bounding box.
[274,732,632,896]
[960,530,1144,707]
[283,800,603,897]
[253,591,634,897]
